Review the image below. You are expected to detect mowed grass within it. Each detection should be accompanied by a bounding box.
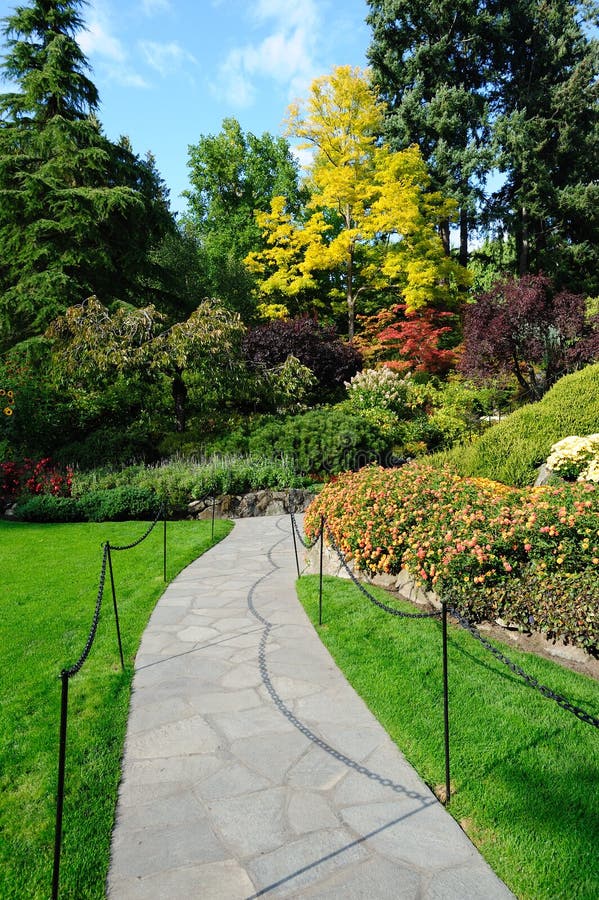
[0,517,233,900]
[297,575,599,900]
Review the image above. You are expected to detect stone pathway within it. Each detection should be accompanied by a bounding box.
[107,515,515,899]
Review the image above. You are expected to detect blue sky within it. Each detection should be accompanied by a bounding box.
[0,0,372,215]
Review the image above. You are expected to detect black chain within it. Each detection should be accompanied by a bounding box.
[62,544,109,679]
[289,507,323,550]
[108,504,165,551]
[449,605,599,728]
[325,525,441,620]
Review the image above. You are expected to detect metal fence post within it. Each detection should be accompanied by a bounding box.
[290,511,301,578]
[211,496,216,541]
[442,601,451,805]
[163,508,167,582]
[318,516,324,626]
[52,672,70,900]
[106,544,125,672]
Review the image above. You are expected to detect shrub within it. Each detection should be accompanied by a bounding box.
[13,494,81,522]
[438,364,599,486]
[545,434,599,481]
[242,316,361,398]
[74,487,158,522]
[247,406,395,475]
[305,462,599,654]
[345,367,410,414]
[70,455,309,516]
[0,457,73,509]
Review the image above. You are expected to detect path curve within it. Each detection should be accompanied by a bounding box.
[107,515,514,899]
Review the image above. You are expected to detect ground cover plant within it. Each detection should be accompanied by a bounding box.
[0,517,232,900]
[297,576,599,900]
[305,463,599,654]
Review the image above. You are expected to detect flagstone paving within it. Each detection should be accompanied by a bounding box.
[107,515,515,899]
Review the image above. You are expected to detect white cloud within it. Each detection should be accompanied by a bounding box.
[79,3,149,88]
[139,40,197,77]
[213,0,321,109]
[79,19,126,63]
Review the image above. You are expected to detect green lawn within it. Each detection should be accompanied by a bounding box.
[297,575,599,900]
[0,517,232,900]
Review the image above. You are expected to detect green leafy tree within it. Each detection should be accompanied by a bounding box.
[182,117,306,319]
[0,0,175,349]
[246,66,468,339]
[490,0,599,289]
[46,296,246,432]
[367,0,494,264]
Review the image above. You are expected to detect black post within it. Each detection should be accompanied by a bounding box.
[290,511,301,578]
[318,516,324,626]
[211,496,216,542]
[442,601,451,805]
[52,672,69,900]
[163,509,167,582]
[106,544,125,672]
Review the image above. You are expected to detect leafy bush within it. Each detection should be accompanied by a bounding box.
[1,457,73,509]
[305,462,599,654]
[345,367,410,414]
[246,406,396,475]
[13,495,81,522]
[242,316,361,398]
[71,455,309,516]
[75,487,158,522]
[14,487,159,522]
[438,364,599,486]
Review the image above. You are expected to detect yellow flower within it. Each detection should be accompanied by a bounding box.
[4,407,13,416]
[7,390,13,398]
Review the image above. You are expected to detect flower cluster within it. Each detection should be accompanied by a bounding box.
[1,387,15,417]
[305,462,599,591]
[1,458,73,508]
[345,367,410,414]
[545,433,599,481]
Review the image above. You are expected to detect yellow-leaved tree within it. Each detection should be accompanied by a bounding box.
[245,65,469,338]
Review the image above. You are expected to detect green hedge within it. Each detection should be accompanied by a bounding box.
[13,487,158,523]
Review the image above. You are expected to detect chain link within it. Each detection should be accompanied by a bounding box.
[289,507,323,550]
[325,525,442,620]
[449,605,599,728]
[62,544,109,679]
[108,504,165,551]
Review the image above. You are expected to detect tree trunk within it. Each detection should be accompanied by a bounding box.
[172,371,187,432]
[459,207,468,267]
[439,219,451,256]
[518,206,529,275]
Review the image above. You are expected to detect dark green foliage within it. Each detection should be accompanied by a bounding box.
[13,486,158,521]
[0,0,175,348]
[462,570,599,657]
[12,494,80,522]
[439,363,599,485]
[367,0,599,290]
[367,0,494,262]
[246,406,395,475]
[75,486,158,522]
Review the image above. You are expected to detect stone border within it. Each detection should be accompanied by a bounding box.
[188,488,315,520]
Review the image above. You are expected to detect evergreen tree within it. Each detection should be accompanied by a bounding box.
[367,0,494,264]
[0,0,174,349]
[490,0,599,290]
[366,0,599,292]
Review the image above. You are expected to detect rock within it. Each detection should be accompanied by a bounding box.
[187,488,315,520]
